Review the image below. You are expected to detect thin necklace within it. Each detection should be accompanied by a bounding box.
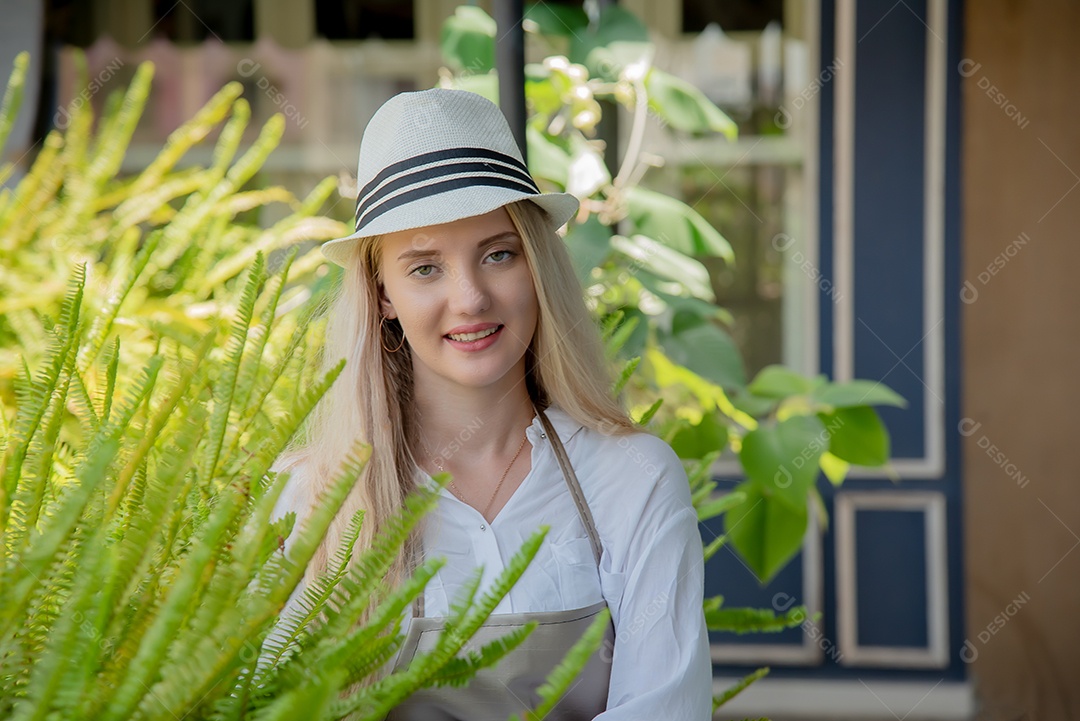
[426,428,529,520]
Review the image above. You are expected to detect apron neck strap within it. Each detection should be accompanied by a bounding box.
[535,407,604,566]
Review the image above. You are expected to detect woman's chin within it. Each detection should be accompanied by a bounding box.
[426,359,524,391]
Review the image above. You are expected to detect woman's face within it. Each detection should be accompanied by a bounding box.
[378,207,539,394]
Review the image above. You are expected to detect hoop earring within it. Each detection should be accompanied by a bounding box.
[380,315,406,353]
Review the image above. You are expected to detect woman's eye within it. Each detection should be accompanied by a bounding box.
[488,250,513,262]
[411,265,435,277]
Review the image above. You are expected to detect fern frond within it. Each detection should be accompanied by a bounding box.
[253,506,371,680]
[508,608,611,721]
[158,106,284,273]
[296,477,445,662]
[712,666,769,712]
[201,253,265,485]
[0,126,63,244]
[611,356,640,397]
[66,365,100,434]
[51,62,153,245]
[696,490,746,523]
[223,248,298,463]
[123,81,243,201]
[9,371,72,556]
[427,621,536,689]
[635,397,663,426]
[100,336,120,425]
[138,441,373,718]
[275,555,445,696]
[599,309,625,346]
[12,494,116,721]
[230,319,308,453]
[706,605,812,634]
[76,229,162,375]
[210,98,250,176]
[78,353,164,478]
[0,51,30,181]
[703,533,728,563]
[603,313,639,360]
[2,264,84,513]
[337,527,548,720]
[96,461,255,721]
[249,667,344,721]
[0,434,117,643]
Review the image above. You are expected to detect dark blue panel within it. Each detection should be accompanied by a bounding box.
[854,508,929,648]
[852,0,928,459]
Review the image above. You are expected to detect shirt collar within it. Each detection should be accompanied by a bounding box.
[526,402,584,447]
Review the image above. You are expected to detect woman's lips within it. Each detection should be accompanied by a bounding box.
[444,324,503,351]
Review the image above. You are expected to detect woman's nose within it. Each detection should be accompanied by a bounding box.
[446,266,491,315]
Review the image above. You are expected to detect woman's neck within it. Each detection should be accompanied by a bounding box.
[413,381,538,463]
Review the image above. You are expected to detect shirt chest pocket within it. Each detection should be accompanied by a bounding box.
[549,536,604,609]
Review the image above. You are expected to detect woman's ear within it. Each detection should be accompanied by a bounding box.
[378,285,397,320]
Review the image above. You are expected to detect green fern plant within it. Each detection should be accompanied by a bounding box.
[1,51,610,721]
[0,49,348,406]
[0,256,609,720]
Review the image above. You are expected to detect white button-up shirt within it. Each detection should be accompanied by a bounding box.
[272,404,712,719]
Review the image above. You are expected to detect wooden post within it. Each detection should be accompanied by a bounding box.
[595,0,619,179]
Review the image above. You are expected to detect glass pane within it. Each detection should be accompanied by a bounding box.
[638,1,816,379]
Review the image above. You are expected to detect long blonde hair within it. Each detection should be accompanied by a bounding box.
[277,198,637,643]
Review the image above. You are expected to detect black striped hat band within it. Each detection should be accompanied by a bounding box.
[353,147,541,233]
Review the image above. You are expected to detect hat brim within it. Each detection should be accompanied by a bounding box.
[320,188,580,267]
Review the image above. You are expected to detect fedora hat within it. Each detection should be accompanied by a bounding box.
[321,88,580,266]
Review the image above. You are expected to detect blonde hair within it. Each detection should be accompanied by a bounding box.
[276,199,637,674]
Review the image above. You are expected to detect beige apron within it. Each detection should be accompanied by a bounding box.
[385,407,616,721]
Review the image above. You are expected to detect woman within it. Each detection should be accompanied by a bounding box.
[271,88,712,720]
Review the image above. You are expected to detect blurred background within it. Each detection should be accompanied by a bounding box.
[2,1,1077,719]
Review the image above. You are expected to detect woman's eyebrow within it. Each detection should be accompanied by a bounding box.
[396,231,520,262]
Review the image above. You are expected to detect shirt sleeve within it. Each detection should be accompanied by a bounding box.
[593,434,713,720]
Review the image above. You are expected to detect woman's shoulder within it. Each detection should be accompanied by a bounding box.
[552,407,690,513]
[563,419,695,564]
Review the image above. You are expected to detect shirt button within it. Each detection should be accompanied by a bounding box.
[480,524,486,531]
[540,432,546,439]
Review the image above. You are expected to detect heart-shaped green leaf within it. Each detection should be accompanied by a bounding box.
[818,406,890,466]
[739,414,826,508]
[724,482,808,584]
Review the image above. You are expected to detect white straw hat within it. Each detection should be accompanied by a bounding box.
[321,88,580,267]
